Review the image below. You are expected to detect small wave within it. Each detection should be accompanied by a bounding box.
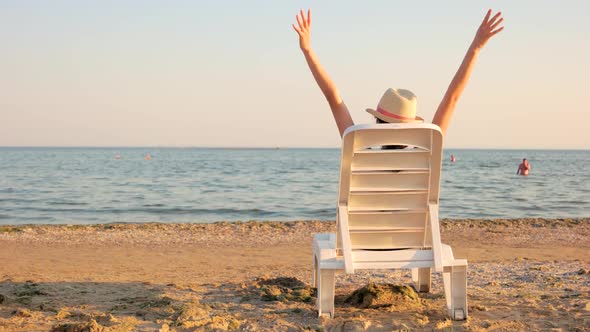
[112,190,129,194]
[307,207,334,214]
[297,208,334,218]
[478,162,502,168]
[0,198,41,203]
[291,167,310,171]
[114,207,278,217]
[519,205,547,211]
[552,200,587,205]
[214,207,276,216]
[114,182,134,187]
[19,206,276,216]
[47,201,88,206]
[29,207,88,213]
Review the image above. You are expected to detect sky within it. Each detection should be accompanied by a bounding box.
[1,0,589,148]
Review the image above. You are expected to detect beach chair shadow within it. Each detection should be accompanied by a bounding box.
[312,123,468,320]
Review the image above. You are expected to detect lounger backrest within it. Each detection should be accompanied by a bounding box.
[337,123,443,250]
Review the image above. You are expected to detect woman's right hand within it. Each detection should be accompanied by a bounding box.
[293,9,312,52]
[292,9,354,136]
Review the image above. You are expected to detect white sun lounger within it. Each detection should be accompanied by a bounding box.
[312,123,468,320]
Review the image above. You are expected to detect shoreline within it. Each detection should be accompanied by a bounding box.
[1,218,589,331]
[2,216,586,226]
[1,218,588,261]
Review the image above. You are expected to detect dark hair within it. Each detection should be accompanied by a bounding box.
[376,117,406,150]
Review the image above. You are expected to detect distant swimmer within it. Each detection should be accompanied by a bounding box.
[145,153,152,160]
[450,154,456,163]
[517,158,530,176]
[115,154,121,160]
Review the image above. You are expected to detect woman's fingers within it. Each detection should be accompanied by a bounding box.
[300,9,307,29]
[482,9,491,25]
[296,14,305,31]
[487,12,502,27]
[489,17,504,31]
[292,24,301,35]
[490,26,504,37]
[293,8,312,32]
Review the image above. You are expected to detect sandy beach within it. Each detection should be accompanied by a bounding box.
[0,218,589,331]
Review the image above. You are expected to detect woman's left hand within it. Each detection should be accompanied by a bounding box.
[293,9,312,52]
[471,9,504,50]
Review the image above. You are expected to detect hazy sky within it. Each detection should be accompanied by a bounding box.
[1,1,589,148]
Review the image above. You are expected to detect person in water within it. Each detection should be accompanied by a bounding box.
[292,9,504,136]
[517,158,531,176]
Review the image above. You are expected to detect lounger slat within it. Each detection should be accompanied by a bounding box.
[355,149,430,154]
[351,172,430,191]
[348,192,428,211]
[349,227,424,233]
[353,261,433,269]
[352,150,430,171]
[350,188,427,193]
[350,191,428,197]
[349,211,427,230]
[351,249,433,262]
[351,167,429,172]
[348,209,427,215]
[353,129,432,151]
[350,231,425,249]
[352,171,429,175]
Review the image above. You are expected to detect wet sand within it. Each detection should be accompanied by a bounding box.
[0,218,589,331]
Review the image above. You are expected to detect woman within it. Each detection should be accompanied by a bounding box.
[292,9,504,137]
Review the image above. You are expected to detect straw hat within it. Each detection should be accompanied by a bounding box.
[366,88,424,123]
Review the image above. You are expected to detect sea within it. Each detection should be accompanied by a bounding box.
[0,148,588,225]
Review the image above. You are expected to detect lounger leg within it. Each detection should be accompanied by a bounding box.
[312,255,318,288]
[411,268,431,292]
[443,265,468,320]
[317,269,335,318]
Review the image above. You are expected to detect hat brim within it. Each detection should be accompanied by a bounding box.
[366,108,424,123]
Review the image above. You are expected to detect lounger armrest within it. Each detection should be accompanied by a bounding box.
[429,203,444,272]
[313,233,337,260]
[337,206,354,274]
[441,243,467,267]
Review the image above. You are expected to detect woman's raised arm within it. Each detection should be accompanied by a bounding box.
[432,9,504,136]
[293,9,354,137]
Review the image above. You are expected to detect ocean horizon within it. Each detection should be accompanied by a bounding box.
[1,146,589,150]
